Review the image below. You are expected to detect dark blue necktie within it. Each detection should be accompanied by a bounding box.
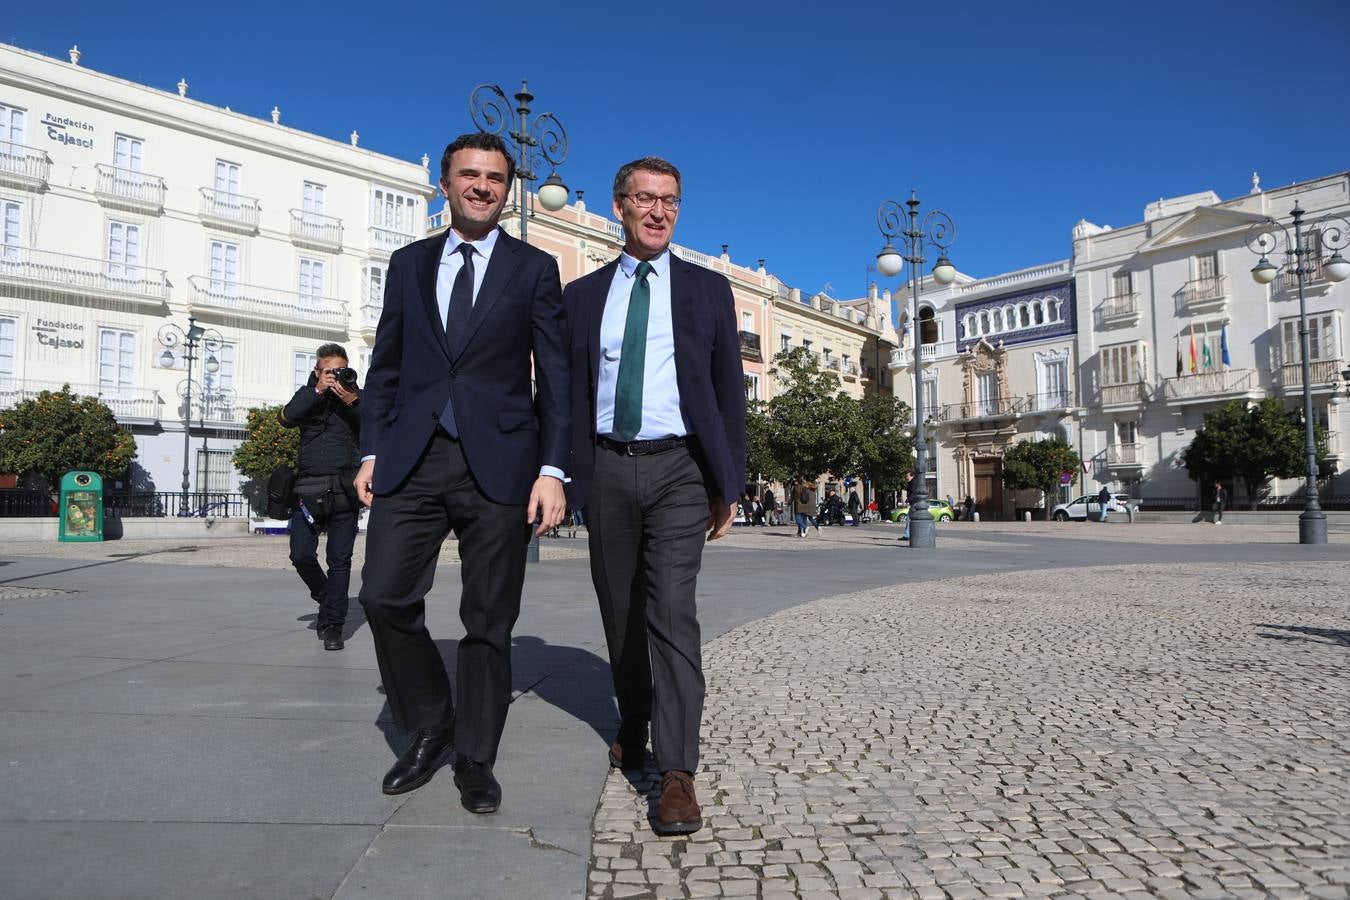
[439,243,475,436]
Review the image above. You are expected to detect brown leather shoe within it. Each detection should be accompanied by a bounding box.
[652,770,702,835]
[607,720,648,770]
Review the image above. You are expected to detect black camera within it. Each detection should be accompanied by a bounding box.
[328,367,359,387]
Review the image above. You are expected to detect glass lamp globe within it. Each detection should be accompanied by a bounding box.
[932,256,956,285]
[1323,252,1350,283]
[537,173,569,212]
[876,244,904,277]
[1251,257,1279,284]
[204,355,220,375]
[159,349,176,368]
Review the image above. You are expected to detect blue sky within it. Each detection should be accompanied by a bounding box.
[7,0,1348,299]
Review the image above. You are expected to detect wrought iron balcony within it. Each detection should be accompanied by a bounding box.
[0,246,169,306]
[369,226,418,257]
[1277,357,1344,391]
[1094,292,1140,328]
[824,356,842,371]
[0,377,161,422]
[0,140,51,191]
[1159,368,1257,403]
[940,394,1029,422]
[843,360,860,377]
[1098,381,1148,408]
[1029,388,1075,412]
[199,188,260,233]
[94,164,166,214]
[187,276,348,331]
[1105,443,1146,468]
[290,210,343,251]
[1274,258,1328,294]
[738,330,761,361]
[1175,274,1228,315]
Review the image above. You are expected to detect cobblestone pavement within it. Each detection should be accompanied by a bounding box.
[589,561,1350,899]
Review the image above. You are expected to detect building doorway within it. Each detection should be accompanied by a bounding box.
[973,458,1003,519]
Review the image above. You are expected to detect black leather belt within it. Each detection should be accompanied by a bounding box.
[597,435,689,456]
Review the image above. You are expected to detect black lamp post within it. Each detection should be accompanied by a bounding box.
[157,316,222,516]
[1246,206,1349,545]
[468,80,570,242]
[875,191,958,549]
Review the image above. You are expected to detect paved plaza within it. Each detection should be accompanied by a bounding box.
[1,521,1347,899]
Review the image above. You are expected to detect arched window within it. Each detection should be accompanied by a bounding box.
[1004,306,1016,330]
[918,307,939,344]
[964,314,977,338]
[1033,302,1044,325]
[991,309,1003,332]
[1019,304,1030,328]
[980,312,991,334]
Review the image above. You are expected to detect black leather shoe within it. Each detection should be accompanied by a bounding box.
[381,725,453,795]
[452,757,502,814]
[608,720,649,770]
[321,626,344,651]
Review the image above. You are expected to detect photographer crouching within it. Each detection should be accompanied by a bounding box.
[279,343,362,651]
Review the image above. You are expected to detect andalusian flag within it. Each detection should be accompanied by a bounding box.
[1202,322,1213,370]
[1188,330,1198,373]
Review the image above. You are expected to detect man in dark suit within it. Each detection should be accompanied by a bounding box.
[564,156,745,835]
[353,132,569,814]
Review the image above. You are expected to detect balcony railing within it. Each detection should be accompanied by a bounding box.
[824,357,842,371]
[1095,292,1139,327]
[187,276,348,330]
[0,140,52,190]
[370,226,417,256]
[941,394,1030,422]
[1176,274,1228,314]
[0,246,169,303]
[1029,389,1075,412]
[290,210,343,250]
[1275,258,1328,294]
[1099,381,1148,407]
[94,164,166,212]
[1160,368,1256,402]
[199,188,260,232]
[0,378,161,421]
[1105,443,1146,467]
[1277,357,1344,389]
[360,303,383,334]
[738,330,761,361]
[844,361,860,377]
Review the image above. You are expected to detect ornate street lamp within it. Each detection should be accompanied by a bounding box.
[875,191,958,550]
[157,316,222,516]
[1245,204,1349,544]
[468,80,570,242]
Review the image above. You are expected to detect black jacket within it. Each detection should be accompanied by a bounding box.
[279,376,362,476]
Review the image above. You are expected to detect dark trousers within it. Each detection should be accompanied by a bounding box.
[359,430,528,765]
[587,443,709,774]
[289,505,357,630]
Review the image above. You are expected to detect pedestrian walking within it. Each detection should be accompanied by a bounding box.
[794,477,817,537]
[1213,481,1226,525]
[762,487,777,526]
[964,495,975,522]
[563,155,745,836]
[1097,484,1111,523]
[847,488,862,526]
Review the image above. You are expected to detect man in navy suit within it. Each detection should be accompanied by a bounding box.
[564,156,745,835]
[353,132,569,814]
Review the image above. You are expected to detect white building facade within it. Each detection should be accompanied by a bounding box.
[0,44,433,497]
[1073,172,1349,505]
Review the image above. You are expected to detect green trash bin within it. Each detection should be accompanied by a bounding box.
[59,471,103,542]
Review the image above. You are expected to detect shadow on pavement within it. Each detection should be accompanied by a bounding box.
[1254,623,1350,647]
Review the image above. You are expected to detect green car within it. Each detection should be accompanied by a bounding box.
[890,501,955,523]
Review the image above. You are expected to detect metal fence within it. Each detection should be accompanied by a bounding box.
[0,491,251,518]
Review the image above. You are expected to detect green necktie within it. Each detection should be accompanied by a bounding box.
[612,260,653,441]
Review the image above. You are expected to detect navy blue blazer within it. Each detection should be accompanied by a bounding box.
[360,227,570,505]
[563,252,746,507]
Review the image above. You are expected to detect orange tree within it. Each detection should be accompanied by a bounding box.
[0,385,137,491]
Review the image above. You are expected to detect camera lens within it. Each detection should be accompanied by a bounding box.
[337,367,358,386]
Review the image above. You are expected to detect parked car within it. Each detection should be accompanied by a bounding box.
[1052,493,1132,521]
[890,500,955,523]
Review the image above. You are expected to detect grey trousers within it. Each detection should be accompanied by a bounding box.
[587,443,709,774]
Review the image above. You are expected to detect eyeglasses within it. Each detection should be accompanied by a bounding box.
[624,192,682,212]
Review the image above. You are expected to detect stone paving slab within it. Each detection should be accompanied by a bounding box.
[589,561,1350,899]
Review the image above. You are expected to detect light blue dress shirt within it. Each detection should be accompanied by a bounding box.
[596,250,687,440]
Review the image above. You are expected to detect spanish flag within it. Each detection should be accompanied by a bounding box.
[1188,330,1197,374]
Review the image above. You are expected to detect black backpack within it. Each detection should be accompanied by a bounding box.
[266,466,297,519]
